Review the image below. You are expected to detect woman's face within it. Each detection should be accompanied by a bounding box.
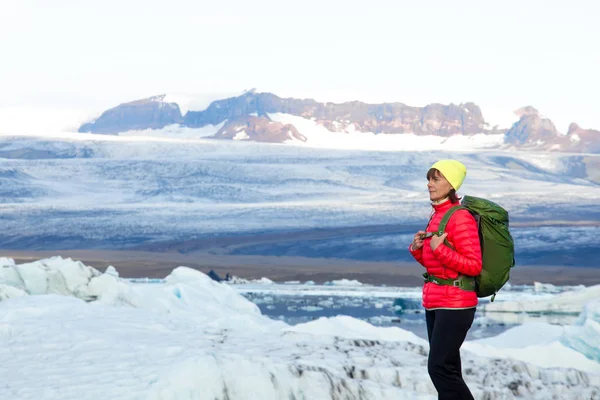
[427,170,453,202]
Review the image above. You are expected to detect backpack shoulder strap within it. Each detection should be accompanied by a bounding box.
[437,205,466,235]
[437,205,467,250]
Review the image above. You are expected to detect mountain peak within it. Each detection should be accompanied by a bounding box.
[124,94,167,106]
[504,106,560,147]
[568,123,581,135]
[79,95,182,134]
[514,106,540,119]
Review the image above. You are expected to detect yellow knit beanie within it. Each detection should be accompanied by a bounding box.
[430,159,467,191]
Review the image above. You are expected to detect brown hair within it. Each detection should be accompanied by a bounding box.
[427,168,460,203]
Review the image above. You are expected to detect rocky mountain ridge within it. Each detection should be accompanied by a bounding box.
[79,91,599,153]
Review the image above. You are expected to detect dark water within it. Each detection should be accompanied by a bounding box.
[240,292,578,341]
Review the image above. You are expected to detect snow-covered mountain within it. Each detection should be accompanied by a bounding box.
[77,91,600,153]
[505,106,600,153]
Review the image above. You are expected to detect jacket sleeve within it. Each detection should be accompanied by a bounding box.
[432,209,482,276]
[409,244,425,267]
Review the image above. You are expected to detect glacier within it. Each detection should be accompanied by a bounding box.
[1,133,599,267]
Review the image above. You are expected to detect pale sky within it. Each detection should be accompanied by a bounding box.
[1,0,599,131]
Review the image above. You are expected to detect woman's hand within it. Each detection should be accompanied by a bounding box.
[430,232,448,251]
[411,230,426,251]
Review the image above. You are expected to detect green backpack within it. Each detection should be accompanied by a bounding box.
[433,195,515,302]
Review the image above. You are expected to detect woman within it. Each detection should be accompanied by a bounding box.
[409,159,482,400]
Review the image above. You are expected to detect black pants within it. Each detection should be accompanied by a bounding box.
[426,308,476,400]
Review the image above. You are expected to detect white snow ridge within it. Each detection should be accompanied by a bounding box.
[0,257,599,399]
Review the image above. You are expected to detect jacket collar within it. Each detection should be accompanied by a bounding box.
[431,198,460,212]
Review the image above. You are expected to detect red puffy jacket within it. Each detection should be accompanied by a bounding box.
[409,199,482,310]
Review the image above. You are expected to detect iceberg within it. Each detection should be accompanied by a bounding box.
[481,284,600,314]
[561,299,600,364]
